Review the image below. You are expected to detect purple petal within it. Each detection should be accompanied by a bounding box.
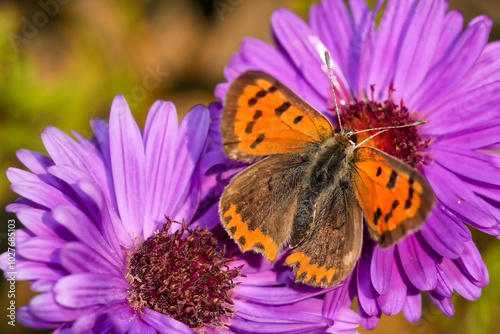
[28,292,93,322]
[165,105,209,223]
[440,258,481,300]
[429,10,463,68]
[142,308,197,334]
[54,273,129,308]
[420,205,464,259]
[345,3,373,97]
[410,16,492,110]
[348,0,370,27]
[51,205,118,265]
[47,166,126,254]
[322,277,352,320]
[236,284,333,306]
[436,122,500,150]
[271,8,350,103]
[370,245,394,295]
[358,305,381,331]
[11,180,73,210]
[457,240,489,286]
[423,81,500,137]
[232,300,334,334]
[143,101,178,236]
[393,0,446,102]
[366,0,416,99]
[18,307,60,329]
[310,0,354,76]
[357,245,379,316]
[16,261,66,281]
[30,280,55,292]
[6,204,60,239]
[327,307,361,332]
[424,164,498,229]
[16,237,65,263]
[376,257,406,316]
[109,95,146,238]
[457,41,500,93]
[41,127,111,202]
[16,149,54,174]
[434,268,453,298]
[60,242,123,277]
[432,145,500,186]
[402,283,422,322]
[428,291,455,317]
[397,234,437,291]
[91,117,118,210]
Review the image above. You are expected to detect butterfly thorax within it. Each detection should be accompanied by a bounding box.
[306,132,355,191]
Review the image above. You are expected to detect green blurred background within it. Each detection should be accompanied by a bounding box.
[0,0,499,333]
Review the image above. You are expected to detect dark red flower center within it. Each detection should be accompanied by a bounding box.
[126,218,241,332]
[340,88,430,168]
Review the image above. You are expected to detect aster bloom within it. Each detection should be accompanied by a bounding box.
[1,96,359,333]
[215,0,500,329]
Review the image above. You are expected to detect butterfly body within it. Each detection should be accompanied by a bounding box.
[219,71,435,287]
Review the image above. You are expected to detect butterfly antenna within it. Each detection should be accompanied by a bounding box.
[324,51,343,131]
[355,120,426,147]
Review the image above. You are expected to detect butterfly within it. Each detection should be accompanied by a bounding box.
[218,65,436,288]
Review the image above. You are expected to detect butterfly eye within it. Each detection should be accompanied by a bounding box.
[349,133,357,144]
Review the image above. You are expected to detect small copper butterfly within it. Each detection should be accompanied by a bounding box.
[219,52,435,288]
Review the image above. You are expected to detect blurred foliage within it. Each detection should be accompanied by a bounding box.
[0,0,499,333]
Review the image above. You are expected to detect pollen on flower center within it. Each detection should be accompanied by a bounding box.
[126,218,242,332]
[341,88,430,168]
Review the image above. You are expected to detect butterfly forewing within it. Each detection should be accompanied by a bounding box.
[222,71,334,160]
[350,146,436,247]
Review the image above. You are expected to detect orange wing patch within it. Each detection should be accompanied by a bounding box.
[285,252,338,285]
[223,204,278,261]
[222,71,334,160]
[351,147,435,247]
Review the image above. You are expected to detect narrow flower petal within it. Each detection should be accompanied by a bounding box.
[109,95,146,238]
[143,101,179,237]
[410,16,492,109]
[29,293,93,322]
[397,235,437,291]
[272,8,350,104]
[370,246,394,295]
[54,273,129,308]
[393,0,446,101]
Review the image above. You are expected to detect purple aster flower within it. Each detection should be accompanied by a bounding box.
[214,0,500,329]
[1,96,359,333]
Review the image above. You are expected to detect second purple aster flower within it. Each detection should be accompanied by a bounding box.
[1,96,358,333]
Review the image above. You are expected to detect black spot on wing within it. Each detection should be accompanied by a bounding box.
[374,207,382,226]
[253,109,263,120]
[250,134,265,149]
[256,90,267,98]
[228,225,236,234]
[253,242,265,251]
[293,115,304,124]
[376,167,382,177]
[238,236,247,246]
[245,121,255,134]
[387,170,398,189]
[275,102,291,116]
[248,98,257,107]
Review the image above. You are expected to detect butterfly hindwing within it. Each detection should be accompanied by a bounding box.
[219,153,312,262]
[222,71,334,160]
[350,146,436,247]
[285,176,364,288]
